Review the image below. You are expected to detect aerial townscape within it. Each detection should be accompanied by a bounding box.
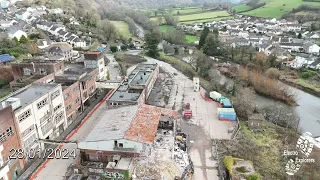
[0,0,320,180]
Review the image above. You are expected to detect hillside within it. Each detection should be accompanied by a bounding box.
[233,0,320,18]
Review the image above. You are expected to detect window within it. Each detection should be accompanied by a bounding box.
[66,104,72,111]
[51,90,60,100]
[39,68,47,75]
[23,68,31,76]
[6,127,13,136]
[73,87,79,92]
[25,133,37,149]
[41,122,53,135]
[119,143,123,148]
[54,104,62,112]
[67,114,73,123]
[55,111,64,124]
[18,109,31,122]
[37,98,48,109]
[75,96,80,103]
[64,93,70,100]
[0,133,6,143]
[21,125,35,138]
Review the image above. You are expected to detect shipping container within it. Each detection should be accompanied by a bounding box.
[218,111,237,121]
[217,108,235,115]
[209,91,221,100]
[217,96,226,103]
[221,99,232,108]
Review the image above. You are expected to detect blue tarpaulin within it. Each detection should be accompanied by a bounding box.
[97,47,105,51]
[0,54,14,63]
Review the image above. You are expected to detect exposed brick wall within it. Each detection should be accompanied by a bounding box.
[11,61,65,78]
[62,81,81,123]
[0,106,26,179]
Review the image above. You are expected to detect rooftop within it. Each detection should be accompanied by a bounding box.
[10,83,59,109]
[80,104,177,144]
[109,63,158,102]
[115,158,132,170]
[81,105,139,142]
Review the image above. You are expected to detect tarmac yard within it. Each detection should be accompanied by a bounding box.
[144,55,236,180]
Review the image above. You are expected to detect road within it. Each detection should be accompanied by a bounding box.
[133,22,145,39]
[105,54,121,80]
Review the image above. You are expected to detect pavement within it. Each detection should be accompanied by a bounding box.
[105,54,121,80]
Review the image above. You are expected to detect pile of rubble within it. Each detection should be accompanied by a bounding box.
[132,130,182,180]
[173,132,190,172]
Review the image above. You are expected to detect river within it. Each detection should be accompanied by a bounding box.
[214,69,320,137]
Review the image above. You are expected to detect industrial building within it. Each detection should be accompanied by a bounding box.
[106,63,159,108]
[76,104,177,179]
[55,64,99,124]
[0,83,67,154]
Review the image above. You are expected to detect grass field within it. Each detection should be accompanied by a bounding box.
[177,11,230,21]
[232,4,250,12]
[110,21,132,39]
[240,0,320,18]
[317,40,320,45]
[169,7,202,15]
[185,35,198,44]
[180,16,234,24]
[159,25,198,44]
[160,25,175,32]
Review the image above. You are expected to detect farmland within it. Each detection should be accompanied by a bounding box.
[238,0,320,18]
[178,10,230,21]
[110,21,132,39]
[180,16,234,24]
[150,6,202,16]
[232,4,250,12]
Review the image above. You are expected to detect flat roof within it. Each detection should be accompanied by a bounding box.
[108,91,141,101]
[116,158,132,170]
[81,105,139,142]
[80,104,177,144]
[11,83,59,108]
[129,71,152,86]
[108,63,157,102]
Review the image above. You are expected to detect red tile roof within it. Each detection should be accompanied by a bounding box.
[125,104,177,144]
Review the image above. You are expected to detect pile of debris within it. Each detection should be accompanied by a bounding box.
[173,132,189,172]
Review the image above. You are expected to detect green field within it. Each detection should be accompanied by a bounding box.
[317,40,320,45]
[110,21,132,39]
[160,25,175,32]
[150,6,203,16]
[180,16,234,24]
[177,11,230,21]
[185,35,198,44]
[240,0,320,18]
[159,25,198,44]
[232,4,250,12]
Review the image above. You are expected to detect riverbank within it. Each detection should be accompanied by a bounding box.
[279,76,320,98]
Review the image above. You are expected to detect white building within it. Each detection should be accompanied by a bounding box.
[6,84,67,152]
[287,54,316,69]
[304,43,320,54]
[7,29,27,40]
